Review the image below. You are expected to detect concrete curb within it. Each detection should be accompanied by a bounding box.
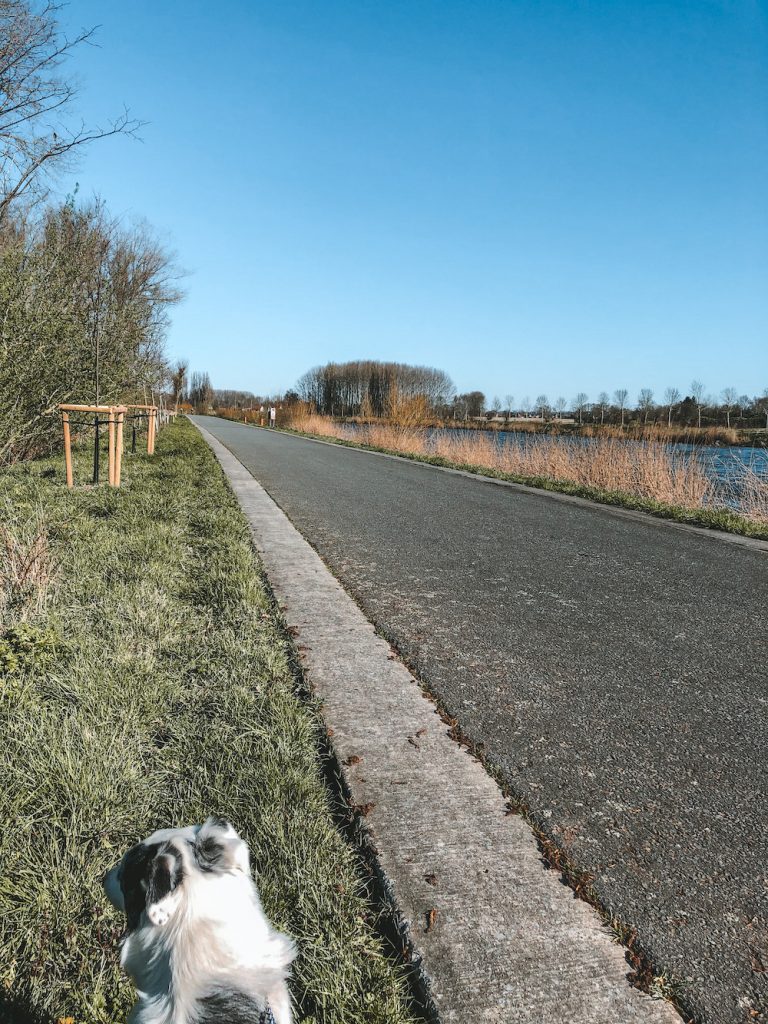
[194,420,683,1024]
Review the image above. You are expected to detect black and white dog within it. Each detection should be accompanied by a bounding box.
[104,817,296,1024]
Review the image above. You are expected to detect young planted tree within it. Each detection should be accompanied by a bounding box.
[574,392,589,425]
[691,380,705,428]
[638,388,655,424]
[554,396,567,419]
[614,388,629,427]
[664,386,681,427]
[722,387,738,428]
[535,394,549,419]
[504,394,514,421]
[597,391,609,425]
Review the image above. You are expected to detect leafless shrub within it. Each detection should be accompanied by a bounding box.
[0,507,57,624]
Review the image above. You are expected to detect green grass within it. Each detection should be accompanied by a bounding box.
[0,418,422,1024]
[276,426,768,541]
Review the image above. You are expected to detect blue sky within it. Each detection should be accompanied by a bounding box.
[59,0,766,403]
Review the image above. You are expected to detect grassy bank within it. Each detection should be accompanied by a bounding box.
[0,418,421,1024]
[279,415,768,540]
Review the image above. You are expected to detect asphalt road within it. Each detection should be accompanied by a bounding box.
[196,417,768,1024]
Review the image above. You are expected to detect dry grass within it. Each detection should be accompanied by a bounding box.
[287,414,768,528]
[0,506,58,626]
[724,466,768,524]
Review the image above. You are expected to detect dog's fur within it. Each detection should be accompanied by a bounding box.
[103,817,296,1024]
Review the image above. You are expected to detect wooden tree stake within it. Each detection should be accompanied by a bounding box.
[115,409,125,486]
[62,411,73,488]
[108,410,116,486]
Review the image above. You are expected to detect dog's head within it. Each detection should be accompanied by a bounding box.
[104,816,252,929]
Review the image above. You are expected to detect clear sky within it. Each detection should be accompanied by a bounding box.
[59,0,766,404]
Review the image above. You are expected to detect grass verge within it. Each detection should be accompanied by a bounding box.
[275,423,768,541]
[0,417,422,1024]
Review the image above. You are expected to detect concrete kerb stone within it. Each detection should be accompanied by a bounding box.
[194,420,683,1024]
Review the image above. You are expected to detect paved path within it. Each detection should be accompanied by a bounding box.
[195,417,768,1024]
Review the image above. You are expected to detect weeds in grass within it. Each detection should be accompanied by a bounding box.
[0,507,58,625]
[0,420,421,1024]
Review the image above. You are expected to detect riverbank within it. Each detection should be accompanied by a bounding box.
[273,414,768,539]
[0,418,421,1024]
[339,418,768,449]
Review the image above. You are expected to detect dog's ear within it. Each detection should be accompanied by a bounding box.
[145,846,184,926]
[118,842,157,930]
[194,816,250,875]
[117,841,185,928]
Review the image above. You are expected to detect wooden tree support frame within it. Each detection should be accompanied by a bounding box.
[58,405,127,489]
[124,405,159,454]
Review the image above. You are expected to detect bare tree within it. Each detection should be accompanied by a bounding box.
[691,380,705,428]
[722,386,738,428]
[0,1,143,220]
[574,392,589,425]
[663,386,681,427]
[637,388,654,424]
[597,391,609,425]
[535,394,549,419]
[757,388,768,429]
[614,388,629,427]
[171,361,188,410]
[520,395,531,416]
[554,396,567,419]
[504,393,514,421]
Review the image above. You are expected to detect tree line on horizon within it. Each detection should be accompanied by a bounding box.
[203,359,768,431]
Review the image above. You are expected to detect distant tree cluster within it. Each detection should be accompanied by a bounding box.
[296,360,455,417]
[186,371,214,411]
[547,384,768,430]
[463,384,768,430]
[212,387,257,408]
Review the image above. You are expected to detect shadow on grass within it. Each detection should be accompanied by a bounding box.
[0,992,46,1024]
